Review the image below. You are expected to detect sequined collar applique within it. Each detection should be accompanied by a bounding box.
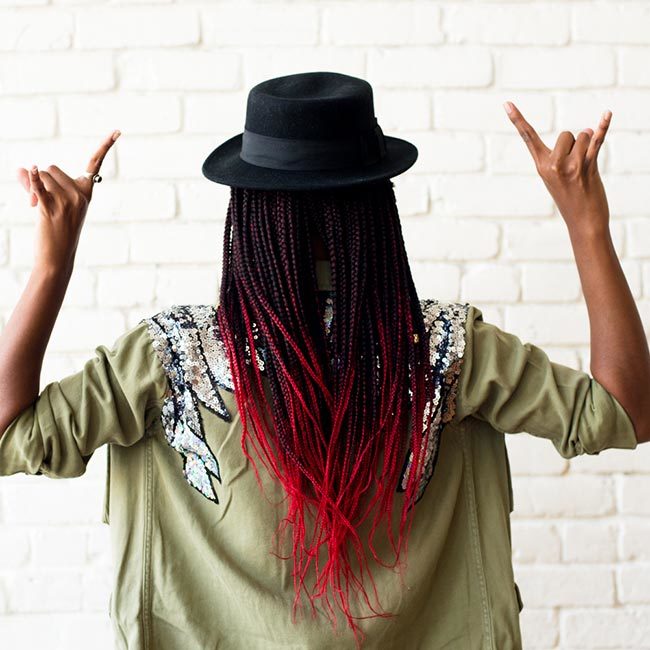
[142,299,469,507]
[142,305,231,503]
[397,299,470,509]
[316,290,334,341]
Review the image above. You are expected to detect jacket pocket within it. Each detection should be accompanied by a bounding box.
[514,581,524,612]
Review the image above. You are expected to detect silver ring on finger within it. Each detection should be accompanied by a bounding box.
[82,171,102,183]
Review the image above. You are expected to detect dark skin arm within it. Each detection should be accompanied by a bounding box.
[0,130,121,438]
[504,102,650,444]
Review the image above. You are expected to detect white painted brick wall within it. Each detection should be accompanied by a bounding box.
[0,2,648,648]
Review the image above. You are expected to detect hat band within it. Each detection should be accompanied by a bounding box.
[239,122,387,171]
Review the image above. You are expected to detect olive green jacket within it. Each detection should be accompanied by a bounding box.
[0,266,638,649]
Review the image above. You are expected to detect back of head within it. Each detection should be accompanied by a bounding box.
[216,178,436,647]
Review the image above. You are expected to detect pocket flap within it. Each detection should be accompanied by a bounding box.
[514,581,524,612]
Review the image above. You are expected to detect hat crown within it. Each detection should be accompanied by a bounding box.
[201,70,418,190]
[244,71,376,139]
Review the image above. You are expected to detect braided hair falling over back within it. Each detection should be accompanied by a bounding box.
[216,178,437,648]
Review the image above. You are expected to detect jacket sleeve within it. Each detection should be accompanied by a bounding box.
[0,320,168,479]
[454,304,639,458]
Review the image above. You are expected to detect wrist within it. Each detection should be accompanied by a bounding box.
[31,262,73,285]
[568,221,612,248]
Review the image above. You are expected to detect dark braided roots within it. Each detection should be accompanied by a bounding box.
[216,179,436,649]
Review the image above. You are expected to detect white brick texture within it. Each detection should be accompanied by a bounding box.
[0,3,649,649]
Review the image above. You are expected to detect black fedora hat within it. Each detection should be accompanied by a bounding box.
[201,71,418,191]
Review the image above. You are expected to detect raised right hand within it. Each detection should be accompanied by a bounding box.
[503,101,611,237]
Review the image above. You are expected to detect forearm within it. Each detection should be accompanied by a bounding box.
[0,264,72,435]
[569,225,650,443]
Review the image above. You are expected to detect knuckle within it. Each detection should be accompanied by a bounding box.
[46,164,57,174]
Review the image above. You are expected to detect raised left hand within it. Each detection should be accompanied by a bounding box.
[15,129,121,275]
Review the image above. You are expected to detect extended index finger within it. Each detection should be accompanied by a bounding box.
[504,101,550,168]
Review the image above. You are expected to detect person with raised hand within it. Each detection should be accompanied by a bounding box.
[0,72,647,650]
[503,102,650,444]
[0,130,120,433]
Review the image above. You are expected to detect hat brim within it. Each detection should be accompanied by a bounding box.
[201,132,418,191]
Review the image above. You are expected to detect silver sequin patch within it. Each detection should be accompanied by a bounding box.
[142,305,231,503]
[322,295,333,338]
[142,298,469,507]
[397,299,470,509]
